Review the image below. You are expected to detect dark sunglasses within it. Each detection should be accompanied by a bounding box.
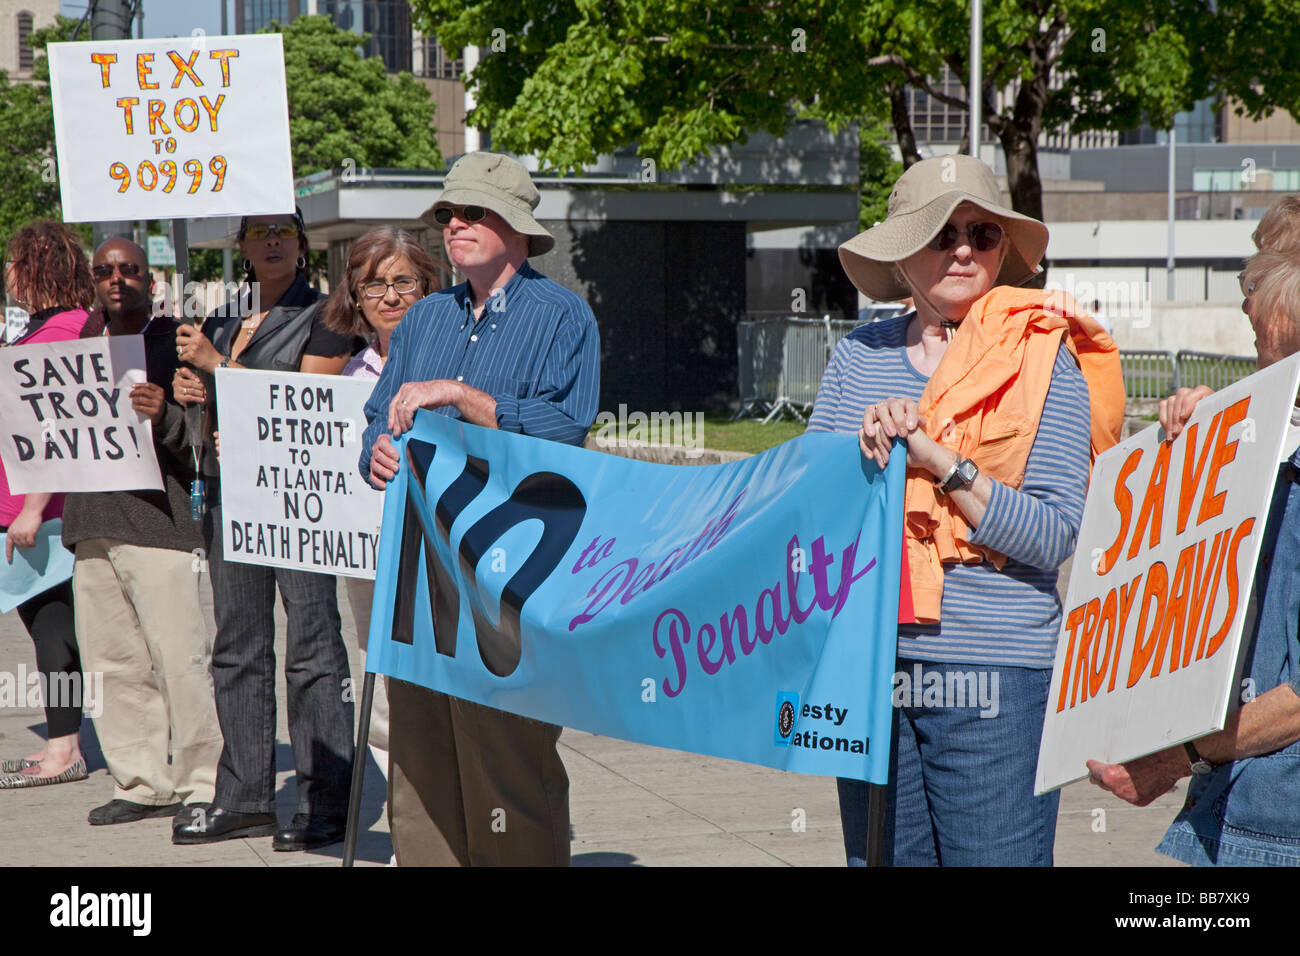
[432,205,488,226]
[92,262,143,280]
[927,221,1004,252]
[243,223,301,241]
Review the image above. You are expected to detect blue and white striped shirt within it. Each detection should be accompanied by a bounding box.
[359,260,601,481]
[807,313,1091,668]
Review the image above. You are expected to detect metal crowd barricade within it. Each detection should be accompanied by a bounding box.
[1175,350,1256,393]
[1119,350,1177,401]
[734,315,858,423]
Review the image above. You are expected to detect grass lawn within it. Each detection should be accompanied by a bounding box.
[590,411,806,456]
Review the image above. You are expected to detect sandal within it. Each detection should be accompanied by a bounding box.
[0,758,88,789]
[0,757,38,773]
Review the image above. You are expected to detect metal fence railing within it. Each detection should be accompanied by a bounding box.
[735,315,856,423]
[1175,350,1257,393]
[737,329,1257,421]
[1120,350,1178,401]
[1121,350,1256,400]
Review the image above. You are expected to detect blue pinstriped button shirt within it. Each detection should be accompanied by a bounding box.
[359,260,601,484]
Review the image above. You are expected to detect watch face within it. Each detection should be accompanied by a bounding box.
[956,458,979,485]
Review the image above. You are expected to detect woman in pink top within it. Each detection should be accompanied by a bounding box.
[322,227,439,794]
[0,221,96,788]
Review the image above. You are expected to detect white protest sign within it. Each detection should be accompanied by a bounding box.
[1035,351,1300,793]
[216,369,383,579]
[0,336,162,493]
[48,34,294,222]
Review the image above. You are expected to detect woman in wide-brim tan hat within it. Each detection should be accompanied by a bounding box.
[805,153,1101,867]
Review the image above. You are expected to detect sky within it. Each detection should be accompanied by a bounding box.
[60,1,228,40]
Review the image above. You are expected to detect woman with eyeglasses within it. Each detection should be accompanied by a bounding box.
[807,156,1123,866]
[0,221,95,789]
[170,209,362,850]
[319,227,438,800]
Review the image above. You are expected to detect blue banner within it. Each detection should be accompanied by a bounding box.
[366,415,904,783]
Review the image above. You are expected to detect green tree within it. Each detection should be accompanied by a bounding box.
[268,14,443,176]
[0,15,84,247]
[860,116,902,232]
[411,0,1300,265]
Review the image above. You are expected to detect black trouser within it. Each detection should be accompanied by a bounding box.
[16,580,83,738]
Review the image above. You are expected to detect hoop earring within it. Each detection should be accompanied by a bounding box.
[296,256,307,271]
[242,258,252,273]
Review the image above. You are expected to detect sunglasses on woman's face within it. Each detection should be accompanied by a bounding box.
[432,205,488,226]
[928,221,1004,252]
[91,262,143,280]
[244,222,301,241]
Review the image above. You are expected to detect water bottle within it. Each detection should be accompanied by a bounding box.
[189,479,205,521]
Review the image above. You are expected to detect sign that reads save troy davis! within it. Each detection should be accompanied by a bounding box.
[0,336,161,494]
[48,34,293,222]
[1035,351,1300,793]
[215,369,384,579]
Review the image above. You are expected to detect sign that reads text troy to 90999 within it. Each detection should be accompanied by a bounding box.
[1035,351,1300,794]
[47,34,294,222]
[215,369,384,579]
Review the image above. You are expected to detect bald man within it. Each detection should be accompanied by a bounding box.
[61,239,223,829]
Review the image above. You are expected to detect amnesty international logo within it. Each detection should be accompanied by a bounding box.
[774,691,800,746]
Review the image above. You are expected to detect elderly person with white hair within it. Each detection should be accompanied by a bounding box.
[1089,216,1300,866]
[807,154,1124,866]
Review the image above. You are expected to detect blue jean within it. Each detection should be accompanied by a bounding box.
[205,501,355,816]
[838,660,1059,866]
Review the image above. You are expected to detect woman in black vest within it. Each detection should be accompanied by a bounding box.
[170,210,359,850]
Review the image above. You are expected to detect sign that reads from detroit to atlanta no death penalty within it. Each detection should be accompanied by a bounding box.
[47,34,293,222]
[1035,351,1300,793]
[0,336,161,494]
[365,413,904,782]
[215,369,384,579]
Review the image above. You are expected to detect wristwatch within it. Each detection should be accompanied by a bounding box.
[935,456,979,494]
[1184,741,1214,775]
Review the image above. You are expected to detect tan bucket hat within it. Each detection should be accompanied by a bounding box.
[839,154,1048,301]
[421,152,555,257]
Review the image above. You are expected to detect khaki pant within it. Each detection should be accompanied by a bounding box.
[73,539,222,805]
[387,678,570,866]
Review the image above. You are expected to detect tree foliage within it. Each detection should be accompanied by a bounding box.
[410,0,1300,238]
[0,16,84,248]
[266,14,443,176]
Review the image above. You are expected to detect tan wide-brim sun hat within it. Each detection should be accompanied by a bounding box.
[839,154,1048,302]
[421,151,555,257]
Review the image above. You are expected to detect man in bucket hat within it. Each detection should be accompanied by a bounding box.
[359,152,600,865]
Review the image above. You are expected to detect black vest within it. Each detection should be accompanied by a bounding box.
[204,273,324,372]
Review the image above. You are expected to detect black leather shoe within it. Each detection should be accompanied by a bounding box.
[172,806,277,844]
[88,799,182,826]
[272,813,347,851]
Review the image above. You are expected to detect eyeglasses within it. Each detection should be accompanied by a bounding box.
[1238,272,1255,297]
[361,276,420,298]
[92,262,144,280]
[243,223,301,241]
[432,205,488,226]
[927,221,1004,252]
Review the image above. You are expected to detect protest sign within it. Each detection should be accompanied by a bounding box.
[0,520,74,614]
[366,414,904,782]
[1035,352,1300,793]
[0,336,161,494]
[48,34,293,222]
[215,369,384,579]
